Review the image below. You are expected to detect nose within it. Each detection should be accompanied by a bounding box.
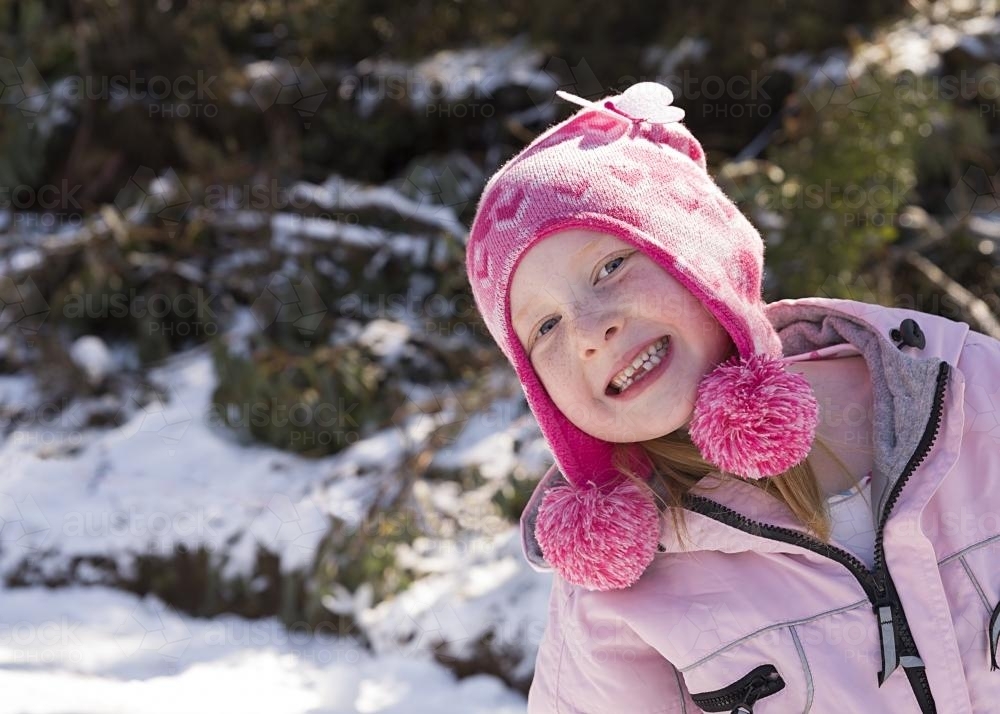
[574,306,623,358]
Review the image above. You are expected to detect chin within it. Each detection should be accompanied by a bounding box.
[606,418,683,444]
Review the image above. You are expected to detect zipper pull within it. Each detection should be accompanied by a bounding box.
[729,672,780,714]
[876,602,899,685]
[692,663,784,712]
[872,569,900,686]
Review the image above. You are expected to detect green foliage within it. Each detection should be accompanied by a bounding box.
[0,113,47,190]
[46,230,221,364]
[312,507,418,611]
[210,333,399,457]
[490,476,534,522]
[0,0,912,197]
[741,69,989,299]
[646,0,906,73]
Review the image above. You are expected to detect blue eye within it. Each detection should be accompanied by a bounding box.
[538,316,559,337]
[597,255,626,281]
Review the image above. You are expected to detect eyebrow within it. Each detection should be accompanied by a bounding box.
[512,238,609,328]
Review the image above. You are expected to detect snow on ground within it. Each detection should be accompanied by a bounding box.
[0,343,399,582]
[0,584,528,714]
[0,330,550,712]
[0,330,536,583]
[0,335,548,577]
[363,523,552,688]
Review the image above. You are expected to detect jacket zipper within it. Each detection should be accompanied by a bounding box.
[682,360,949,714]
[689,664,785,712]
[989,600,1000,671]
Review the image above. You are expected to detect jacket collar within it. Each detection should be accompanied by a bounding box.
[521,297,969,570]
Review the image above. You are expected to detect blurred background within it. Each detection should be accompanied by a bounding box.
[1,0,999,711]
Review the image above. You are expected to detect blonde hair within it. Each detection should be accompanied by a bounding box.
[612,431,831,550]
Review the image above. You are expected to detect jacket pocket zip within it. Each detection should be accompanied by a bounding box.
[689,663,785,713]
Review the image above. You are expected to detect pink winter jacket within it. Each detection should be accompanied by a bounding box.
[519,297,1000,713]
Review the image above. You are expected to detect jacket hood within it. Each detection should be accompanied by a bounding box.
[520,296,971,572]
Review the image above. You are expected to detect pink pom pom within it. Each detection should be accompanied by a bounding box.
[535,476,660,591]
[688,353,819,479]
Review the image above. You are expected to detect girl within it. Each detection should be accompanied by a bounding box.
[465,82,1000,713]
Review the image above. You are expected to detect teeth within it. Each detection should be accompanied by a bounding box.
[610,337,669,393]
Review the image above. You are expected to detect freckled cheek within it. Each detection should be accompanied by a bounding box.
[534,343,582,396]
[624,268,690,317]
[541,344,574,375]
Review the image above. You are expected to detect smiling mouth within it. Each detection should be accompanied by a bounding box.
[606,335,671,396]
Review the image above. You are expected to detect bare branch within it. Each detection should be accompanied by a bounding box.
[900,250,1000,339]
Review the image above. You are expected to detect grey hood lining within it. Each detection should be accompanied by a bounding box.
[766,302,944,520]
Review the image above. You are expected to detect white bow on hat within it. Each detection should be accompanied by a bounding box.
[556,81,686,125]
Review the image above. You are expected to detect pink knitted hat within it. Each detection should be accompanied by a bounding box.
[465,82,819,591]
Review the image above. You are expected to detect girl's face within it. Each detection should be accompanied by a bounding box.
[510,229,733,443]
